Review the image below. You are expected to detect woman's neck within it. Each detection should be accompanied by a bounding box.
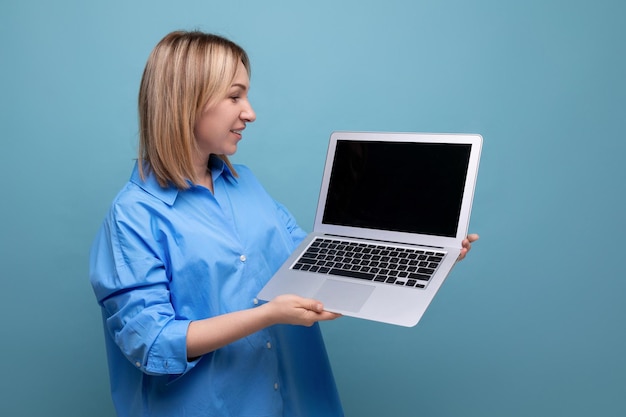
[193,155,214,193]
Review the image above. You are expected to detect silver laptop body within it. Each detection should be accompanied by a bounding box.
[258,131,482,327]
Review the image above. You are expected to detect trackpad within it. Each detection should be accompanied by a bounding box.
[313,279,375,313]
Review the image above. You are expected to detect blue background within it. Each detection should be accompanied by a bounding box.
[1,1,624,416]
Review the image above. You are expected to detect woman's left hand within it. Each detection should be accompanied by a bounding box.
[457,233,479,261]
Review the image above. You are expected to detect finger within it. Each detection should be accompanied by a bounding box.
[324,312,343,320]
[315,310,343,321]
[467,233,480,243]
[301,298,325,313]
[303,300,341,320]
[459,243,471,259]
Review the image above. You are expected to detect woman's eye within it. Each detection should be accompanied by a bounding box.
[230,96,240,102]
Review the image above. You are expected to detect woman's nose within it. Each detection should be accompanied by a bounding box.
[241,102,256,123]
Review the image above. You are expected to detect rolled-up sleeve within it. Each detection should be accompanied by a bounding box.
[89,203,198,376]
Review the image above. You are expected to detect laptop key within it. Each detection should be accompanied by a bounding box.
[328,268,375,281]
[299,257,317,265]
[408,272,431,281]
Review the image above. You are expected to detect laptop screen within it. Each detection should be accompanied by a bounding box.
[322,140,471,237]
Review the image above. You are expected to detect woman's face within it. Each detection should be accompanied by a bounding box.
[194,61,256,158]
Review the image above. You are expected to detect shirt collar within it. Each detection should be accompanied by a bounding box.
[209,154,238,186]
[130,156,238,206]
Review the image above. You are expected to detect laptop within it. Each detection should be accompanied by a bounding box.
[258,131,482,327]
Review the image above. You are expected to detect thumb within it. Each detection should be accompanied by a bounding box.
[305,299,325,313]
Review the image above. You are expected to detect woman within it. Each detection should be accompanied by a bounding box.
[89,30,478,417]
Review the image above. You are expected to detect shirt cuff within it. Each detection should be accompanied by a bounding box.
[144,319,199,376]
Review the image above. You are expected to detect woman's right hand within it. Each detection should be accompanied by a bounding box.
[263,294,342,327]
[187,294,341,358]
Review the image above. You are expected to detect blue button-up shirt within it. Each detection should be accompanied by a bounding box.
[89,157,343,417]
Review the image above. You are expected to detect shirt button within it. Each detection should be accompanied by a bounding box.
[134,361,141,368]
[266,342,272,349]
[274,382,279,390]
[253,298,259,305]
[239,254,247,262]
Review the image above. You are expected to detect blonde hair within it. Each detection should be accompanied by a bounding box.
[138,30,250,188]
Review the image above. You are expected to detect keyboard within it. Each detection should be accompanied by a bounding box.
[291,238,446,289]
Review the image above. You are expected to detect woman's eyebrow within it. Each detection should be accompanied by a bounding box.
[230,83,249,91]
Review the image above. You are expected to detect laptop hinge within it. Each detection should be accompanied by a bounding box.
[323,234,445,250]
